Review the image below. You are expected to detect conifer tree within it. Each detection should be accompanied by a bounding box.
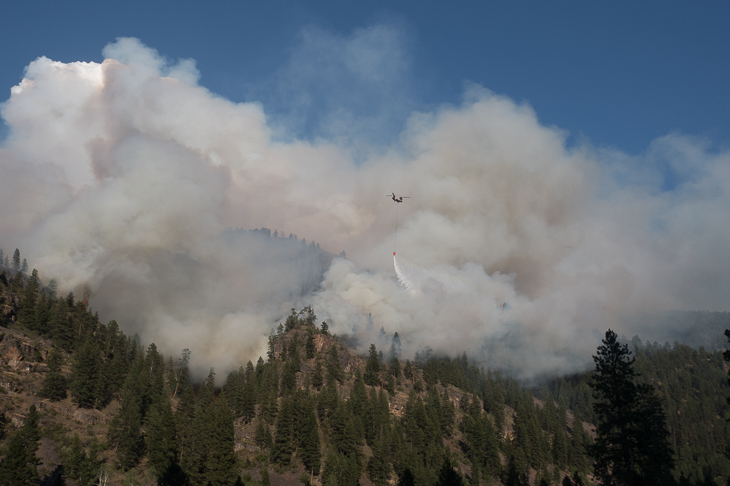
[241,367,257,422]
[17,269,40,328]
[390,353,401,379]
[65,434,101,486]
[176,385,197,474]
[40,346,68,401]
[298,394,322,475]
[306,327,317,359]
[590,329,674,486]
[182,371,216,485]
[404,359,414,382]
[271,396,296,466]
[365,344,381,386]
[281,357,299,396]
[33,291,52,335]
[0,405,40,485]
[312,357,324,390]
[107,372,144,470]
[325,344,344,384]
[480,417,499,478]
[267,335,276,362]
[206,394,238,486]
[145,398,178,479]
[368,427,390,485]
[70,338,101,408]
[350,370,368,419]
[12,248,20,272]
[255,414,273,450]
[568,411,589,473]
[436,457,465,486]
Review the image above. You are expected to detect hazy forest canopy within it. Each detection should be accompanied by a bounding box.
[2,38,730,381]
[1,257,730,485]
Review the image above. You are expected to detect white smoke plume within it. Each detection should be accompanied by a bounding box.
[1,36,729,379]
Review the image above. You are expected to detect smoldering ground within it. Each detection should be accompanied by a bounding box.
[1,35,729,379]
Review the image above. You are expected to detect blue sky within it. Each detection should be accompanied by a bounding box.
[2,1,729,154]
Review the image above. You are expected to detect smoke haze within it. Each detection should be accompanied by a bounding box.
[1,36,729,379]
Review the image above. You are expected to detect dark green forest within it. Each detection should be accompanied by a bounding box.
[0,247,729,485]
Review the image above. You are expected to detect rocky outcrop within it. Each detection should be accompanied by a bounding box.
[0,328,50,370]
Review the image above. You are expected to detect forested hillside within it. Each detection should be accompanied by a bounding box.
[1,248,729,485]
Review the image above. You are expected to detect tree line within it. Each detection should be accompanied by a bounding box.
[2,250,730,485]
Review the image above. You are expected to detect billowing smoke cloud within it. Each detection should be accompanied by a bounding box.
[1,35,729,379]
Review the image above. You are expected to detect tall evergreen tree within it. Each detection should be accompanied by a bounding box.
[436,457,465,486]
[368,427,390,485]
[255,414,273,450]
[17,269,39,328]
[70,338,101,408]
[206,394,238,486]
[107,372,144,470]
[365,344,381,386]
[325,344,344,384]
[298,394,322,475]
[0,405,41,485]
[176,385,197,476]
[590,329,674,486]
[306,327,317,359]
[312,358,324,390]
[12,248,21,272]
[145,398,178,479]
[271,396,296,466]
[40,346,68,401]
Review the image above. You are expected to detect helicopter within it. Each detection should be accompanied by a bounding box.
[388,193,410,203]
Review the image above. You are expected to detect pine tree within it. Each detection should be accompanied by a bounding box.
[0,405,41,485]
[17,269,40,328]
[255,414,273,450]
[271,396,296,466]
[298,394,322,475]
[325,344,344,384]
[368,427,390,485]
[306,327,317,359]
[590,329,674,486]
[206,394,238,486]
[436,456,465,486]
[241,367,257,422]
[568,411,589,473]
[107,372,144,470]
[365,344,381,386]
[176,385,197,476]
[70,338,101,408]
[40,346,67,401]
[390,353,401,379]
[12,248,20,272]
[145,398,178,479]
[312,358,324,390]
[66,433,100,485]
[184,377,215,485]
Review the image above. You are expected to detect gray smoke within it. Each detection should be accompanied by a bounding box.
[1,36,729,379]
